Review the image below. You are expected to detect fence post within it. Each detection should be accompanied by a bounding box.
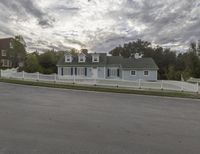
[54,74,57,83]
[181,81,184,92]
[94,76,97,86]
[196,82,199,93]
[161,80,163,90]
[73,74,75,84]
[22,71,25,80]
[116,80,119,88]
[37,72,40,81]
[138,79,141,89]
[0,69,1,78]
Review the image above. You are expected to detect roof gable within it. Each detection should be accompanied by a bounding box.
[78,52,86,57]
[65,53,72,56]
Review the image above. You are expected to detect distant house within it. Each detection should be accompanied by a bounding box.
[57,52,159,81]
[0,37,25,68]
[0,38,13,68]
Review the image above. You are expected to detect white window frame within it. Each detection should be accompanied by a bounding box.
[110,68,118,77]
[77,67,85,76]
[130,70,136,76]
[92,54,99,63]
[144,70,149,76]
[78,54,86,63]
[1,50,7,57]
[64,67,71,76]
[65,55,72,63]
[1,59,9,67]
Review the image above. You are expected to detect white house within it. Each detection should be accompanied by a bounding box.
[57,52,158,81]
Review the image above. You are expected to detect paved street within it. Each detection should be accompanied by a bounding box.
[0,82,200,154]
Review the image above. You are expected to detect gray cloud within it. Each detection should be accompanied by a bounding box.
[64,38,86,48]
[0,0,200,52]
[0,0,55,27]
[52,5,80,11]
[38,16,55,28]
[93,0,200,52]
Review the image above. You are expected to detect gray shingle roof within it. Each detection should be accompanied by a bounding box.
[57,53,158,70]
[57,53,107,67]
[121,58,159,69]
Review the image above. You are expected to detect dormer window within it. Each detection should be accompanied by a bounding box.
[92,54,99,63]
[78,53,86,63]
[93,57,98,62]
[65,54,72,63]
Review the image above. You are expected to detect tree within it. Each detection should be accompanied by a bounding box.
[80,49,88,54]
[109,39,152,58]
[110,45,124,56]
[24,54,41,73]
[189,42,197,53]
[9,35,26,68]
[67,48,79,56]
[38,50,58,74]
[197,41,200,56]
[189,41,200,57]
[184,52,200,78]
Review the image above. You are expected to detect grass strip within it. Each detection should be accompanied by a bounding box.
[0,78,199,99]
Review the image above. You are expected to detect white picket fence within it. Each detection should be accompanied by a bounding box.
[0,69,199,93]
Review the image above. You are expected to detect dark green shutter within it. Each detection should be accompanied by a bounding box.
[117,69,120,77]
[71,67,73,75]
[75,67,77,75]
[107,69,110,77]
[85,68,87,76]
[61,68,64,76]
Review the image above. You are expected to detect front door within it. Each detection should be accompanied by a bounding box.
[92,68,98,79]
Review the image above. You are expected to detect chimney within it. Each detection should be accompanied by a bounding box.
[134,53,143,59]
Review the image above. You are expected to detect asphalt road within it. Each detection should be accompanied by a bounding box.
[0,82,200,154]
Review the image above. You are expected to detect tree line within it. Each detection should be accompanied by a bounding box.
[23,50,64,74]
[21,39,200,81]
[110,39,200,80]
[23,48,83,74]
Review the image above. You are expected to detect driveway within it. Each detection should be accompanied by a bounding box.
[0,82,200,154]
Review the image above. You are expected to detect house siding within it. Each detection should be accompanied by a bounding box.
[0,38,25,68]
[58,67,157,81]
[97,67,105,79]
[58,66,94,77]
[58,66,105,78]
[122,70,157,81]
[86,67,93,77]
[0,49,11,68]
[106,67,121,79]
[58,67,62,75]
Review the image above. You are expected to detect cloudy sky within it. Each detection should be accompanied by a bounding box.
[0,0,200,52]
